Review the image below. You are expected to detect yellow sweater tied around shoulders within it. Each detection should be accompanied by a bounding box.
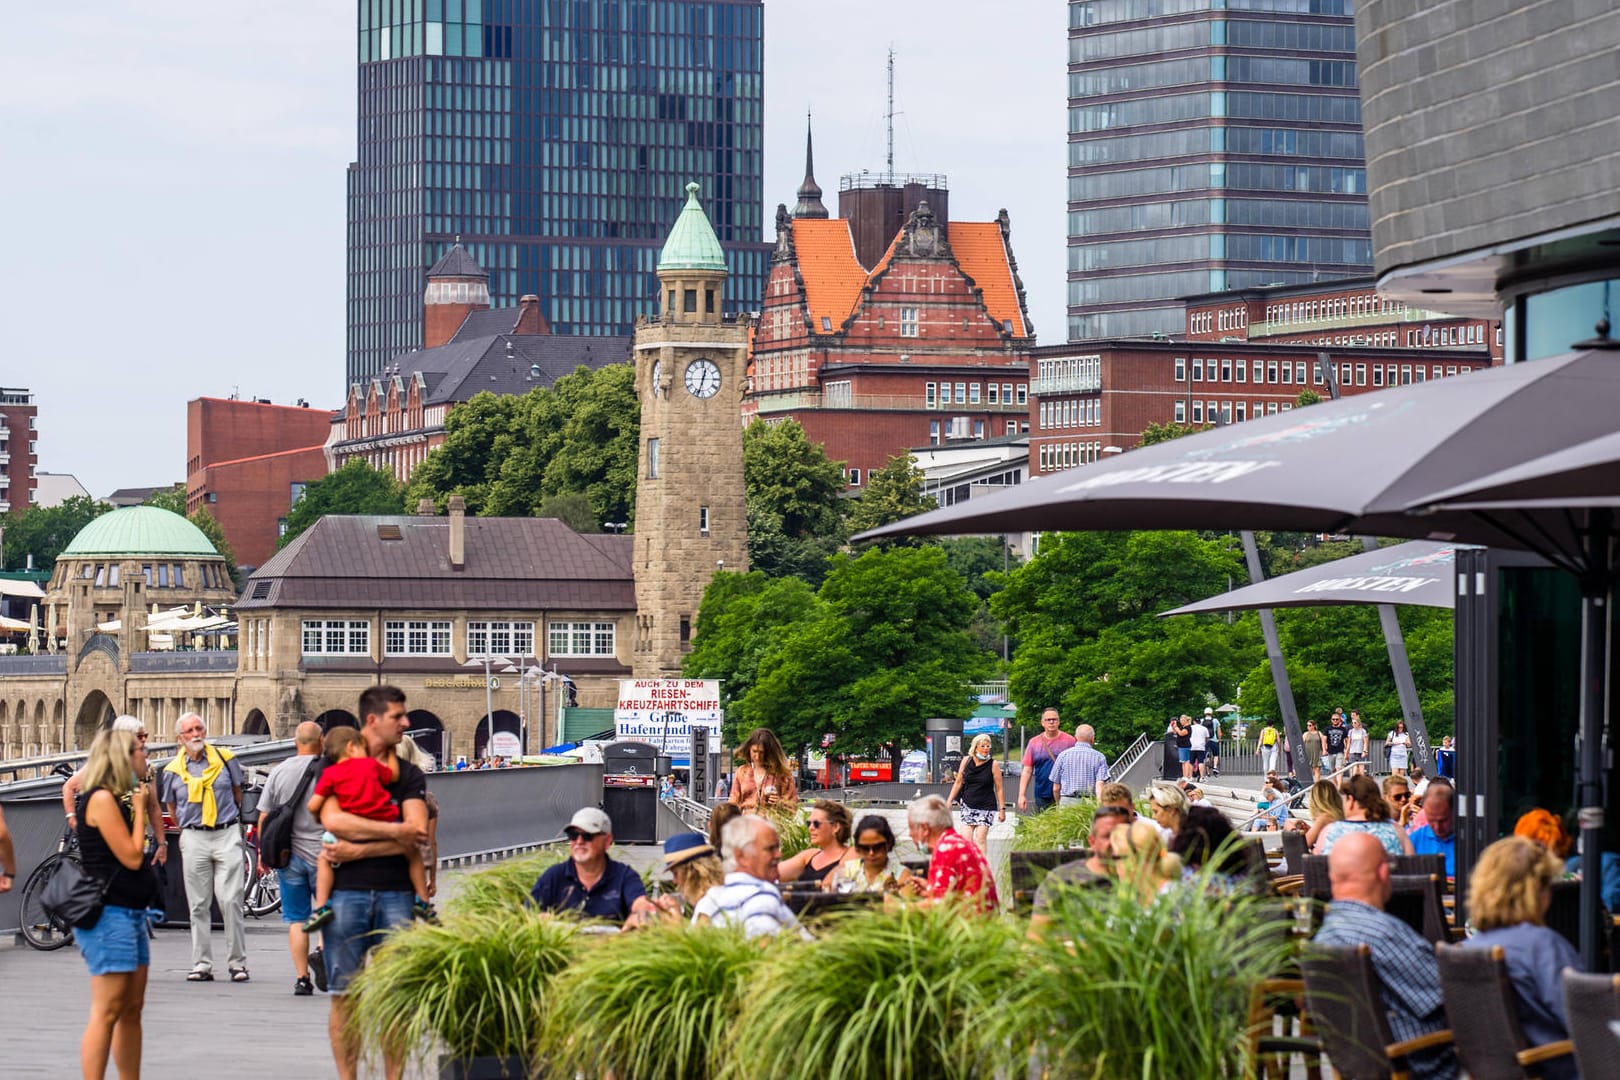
[164,743,235,827]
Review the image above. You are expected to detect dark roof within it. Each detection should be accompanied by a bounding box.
[370,333,631,406]
[427,242,488,279]
[103,486,168,507]
[236,515,635,611]
[453,307,525,339]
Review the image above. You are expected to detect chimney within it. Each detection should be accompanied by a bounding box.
[515,294,551,335]
[417,498,436,516]
[447,495,466,570]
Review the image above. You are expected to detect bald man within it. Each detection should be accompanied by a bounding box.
[1051,723,1111,806]
[255,722,328,995]
[1313,832,1457,1078]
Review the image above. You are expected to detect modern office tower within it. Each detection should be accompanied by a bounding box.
[346,0,769,384]
[1065,0,1373,342]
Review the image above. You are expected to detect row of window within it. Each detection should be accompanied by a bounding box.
[1040,398,1103,429]
[1068,56,1354,99]
[1176,359,1476,393]
[1267,293,1404,326]
[1038,441,1108,472]
[299,619,616,658]
[924,382,1028,408]
[66,563,227,590]
[1069,0,1353,27]
[1070,88,1360,133]
[927,418,1026,444]
[1068,161,1366,201]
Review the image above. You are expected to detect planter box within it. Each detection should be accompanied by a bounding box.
[439,1055,528,1080]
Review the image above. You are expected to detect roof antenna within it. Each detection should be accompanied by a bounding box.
[885,46,896,181]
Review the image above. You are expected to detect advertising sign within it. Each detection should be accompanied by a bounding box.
[490,731,521,758]
[614,679,722,757]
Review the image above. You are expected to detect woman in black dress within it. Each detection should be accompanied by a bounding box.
[776,800,854,885]
[949,734,1006,852]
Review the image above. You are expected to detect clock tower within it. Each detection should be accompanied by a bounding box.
[632,182,751,678]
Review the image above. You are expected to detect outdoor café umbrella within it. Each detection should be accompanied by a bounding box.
[1160,540,1468,616]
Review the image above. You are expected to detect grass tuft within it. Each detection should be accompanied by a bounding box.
[446,848,567,917]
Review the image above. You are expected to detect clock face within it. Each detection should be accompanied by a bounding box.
[650,359,663,395]
[684,358,721,399]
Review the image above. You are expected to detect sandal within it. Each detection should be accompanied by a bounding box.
[230,967,250,983]
[187,969,214,982]
[303,903,334,933]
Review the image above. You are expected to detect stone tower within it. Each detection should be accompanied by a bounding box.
[423,240,491,349]
[632,182,750,678]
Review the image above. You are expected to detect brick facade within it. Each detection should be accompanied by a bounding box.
[0,388,37,514]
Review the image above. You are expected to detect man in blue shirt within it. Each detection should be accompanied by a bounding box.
[1407,782,1456,878]
[531,807,657,923]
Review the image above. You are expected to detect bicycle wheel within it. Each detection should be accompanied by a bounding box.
[242,848,281,918]
[19,854,77,951]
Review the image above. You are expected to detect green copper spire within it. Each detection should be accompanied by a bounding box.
[656,181,728,273]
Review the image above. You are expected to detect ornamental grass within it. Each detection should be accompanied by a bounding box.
[727,901,1026,1080]
[990,858,1297,1078]
[1011,800,1095,851]
[445,847,565,917]
[539,922,770,1080]
[344,909,579,1064]
[760,803,810,858]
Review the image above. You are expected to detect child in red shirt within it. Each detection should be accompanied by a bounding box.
[303,726,434,931]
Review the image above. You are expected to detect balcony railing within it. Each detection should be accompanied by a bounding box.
[1030,373,1102,395]
[755,391,1027,413]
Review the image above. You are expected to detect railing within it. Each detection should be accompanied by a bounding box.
[1110,732,1153,779]
[0,654,68,676]
[1030,373,1102,395]
[665,795,714,833]
[127,650,238,673]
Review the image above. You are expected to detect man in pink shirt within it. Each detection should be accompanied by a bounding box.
[1017,708,1076,815]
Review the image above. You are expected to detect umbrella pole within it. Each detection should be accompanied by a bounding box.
[1242,532,1312,790]
[1576,509,1614,972]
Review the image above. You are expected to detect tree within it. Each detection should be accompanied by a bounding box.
[742,419,846,539]
[683,571,825,713]
[535,492,600,533]
[279,459,405,548]
[144,485,187,515]
[1138,420,1211,446]
[1295,388,1324,408]
[845,454,936,539]
[2,496,112,573]
[188,507,238,582]
[405,391,524,514]
[535,364,640,527]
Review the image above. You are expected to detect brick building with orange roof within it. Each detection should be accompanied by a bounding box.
[744,132,1034,488]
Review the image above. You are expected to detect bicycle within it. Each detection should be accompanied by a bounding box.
[241,823,281,919]
[18,825,80,951]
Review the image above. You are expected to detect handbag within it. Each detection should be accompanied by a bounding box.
[41,858,115,930]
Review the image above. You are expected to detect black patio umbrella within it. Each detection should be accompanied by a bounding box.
[1404,427,1620,971]
[1160,540,1467,616]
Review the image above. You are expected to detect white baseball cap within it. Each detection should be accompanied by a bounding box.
[1203,707,1214,716]
[565,807,612,837]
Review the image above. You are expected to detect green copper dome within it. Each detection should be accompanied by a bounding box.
[61,506,221,558]
[656,182,728,273]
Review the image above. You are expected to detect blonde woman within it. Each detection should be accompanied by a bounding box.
[1109,818,1183,904]
[1147,784,1189,843]
[1302,780,1344,850]
[1461,837,1581,1079]
[648,832,726,923]
[74,728,161,1080]
[778,800,855,884]
[728,728,798,812]
[947,734,1005,852]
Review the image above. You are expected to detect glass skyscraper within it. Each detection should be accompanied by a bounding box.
[346,0,768,384]
[1066,0,1373,342]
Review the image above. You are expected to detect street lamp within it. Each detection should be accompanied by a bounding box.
[516,664,570,754]
[603,521,626,534]
[463,655,519,756]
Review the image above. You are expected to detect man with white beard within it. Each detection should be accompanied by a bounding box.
[160,712,250,982]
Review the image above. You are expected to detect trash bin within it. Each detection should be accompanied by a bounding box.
[601,741,660,843]
[925,717,964,783]
[1161,731,1181,781]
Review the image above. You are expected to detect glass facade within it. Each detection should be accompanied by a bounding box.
[346,0,770,384]
[1066,0,1371,342]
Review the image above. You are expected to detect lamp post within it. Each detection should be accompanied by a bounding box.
[463,655,519,756]
[516,664,569,753]
[603,522,626,534]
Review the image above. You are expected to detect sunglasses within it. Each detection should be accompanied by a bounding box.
[855,842,889,854]
[565,830,602,843]
[1390,793,1410,803]
[807,819,829,829]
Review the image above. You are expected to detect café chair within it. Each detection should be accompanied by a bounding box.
[1434,944,1573,1078]
[1560,969,1620,1079]
[1301,944,1454,1080]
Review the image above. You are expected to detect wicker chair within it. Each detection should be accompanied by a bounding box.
[1434,943,1574,1078]
[1385,873,1449,945]
[1281,828,1307,875]
[1543,878,1611,969]
[1560,969,1620,1079]
[1245,901,1323,1078]
[1301,943,1454,1079]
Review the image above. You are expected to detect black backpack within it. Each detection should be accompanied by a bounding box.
[257,756,323,870]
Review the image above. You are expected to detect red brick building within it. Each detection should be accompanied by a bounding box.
[744,141,1033,487]
[186,398,333,570]
[0,387,37,514]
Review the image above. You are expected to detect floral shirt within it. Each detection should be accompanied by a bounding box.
[729,765,798,813]
[927,827,999,911]
[833,854,909,894]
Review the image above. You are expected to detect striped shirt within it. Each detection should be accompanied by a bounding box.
[692,872,801,939]
[1051,741,1110,799]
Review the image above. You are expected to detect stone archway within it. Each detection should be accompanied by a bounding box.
[406,709,445,767]
[242,709,270,737]
[314,709,360,733]
[53,700,65,752]
[474,709,522,761]
[0,699,10,759]
[33,700,49,754]
[73,690,115,750]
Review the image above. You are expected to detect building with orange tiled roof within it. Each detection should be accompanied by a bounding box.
[746,134,1035,490]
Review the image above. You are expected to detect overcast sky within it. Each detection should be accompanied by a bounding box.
[0,2,1065,498]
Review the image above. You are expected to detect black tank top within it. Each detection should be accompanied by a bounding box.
[959,756,999,810]
[798,849,847,884]
[76,790,160,910]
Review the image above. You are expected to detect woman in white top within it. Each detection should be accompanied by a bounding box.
[827,815,914,894]
[1385,719,1413,777]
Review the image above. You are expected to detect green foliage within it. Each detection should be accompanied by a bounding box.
[846,453,936,539]
[446,847,565,918]
[534,491,600,532]
[143,485,187,515]
[188,507,238,581]
[406,365,640,525]
[1011,802,1096,852]
[991,875,1298,1078]
[1138,420,1210,446]
[939,535,1018,601]
[278,458,405,548]
[992,531,1261,756]
[1296,388,1324,407]
[2,495,112,574]
[543,924,770,1080]
[742,418,847,538]
[761,804,811,859]
[730,903,1025,1080]
[683,571,824,711]
[344,909,579,1062]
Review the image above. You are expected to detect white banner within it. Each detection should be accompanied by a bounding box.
[614,679,723,756]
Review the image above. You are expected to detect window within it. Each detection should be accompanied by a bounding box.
[1373,365,1385,387]
[646,437,659,478]
[1007,420,1017,436]
[973,420,985,439]
[1281,362,1293,384]
[1174,357,1187,381]
[469,620,536,657]
[1221,360,1232,382]
[1175,400,1187,423]
[1267,361,1279,383]
[1235,358,1246,383]
[384,619,453,656]
[548,621,614,657]
[968,383,981,405]
[1016,385,1027,405]
[1004,383,1015,404]
[699,506,709,534]
[1192,358,1204,381]
[1192,401,1204,424]
[1235,401,1247,422]
[954,382,967,404]
[900,307,919,337]
[1355,363,1367,386]
[303,619,371,656]
[847,468,861,486]
[1297,362,1308,384]
[987,383,1000,405]
[925,382,937,408]
[930,420,941,444]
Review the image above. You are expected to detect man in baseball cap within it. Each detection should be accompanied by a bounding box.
[529,806,658,924]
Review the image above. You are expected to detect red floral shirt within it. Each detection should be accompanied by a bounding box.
[927,827,999,911]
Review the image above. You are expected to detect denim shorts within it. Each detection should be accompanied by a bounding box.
[324,889,414,994]
[77,904,150,976]
[1177,748,1191,763]
[278,855,317,924]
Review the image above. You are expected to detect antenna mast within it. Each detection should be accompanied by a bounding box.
[885,46,895,180]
